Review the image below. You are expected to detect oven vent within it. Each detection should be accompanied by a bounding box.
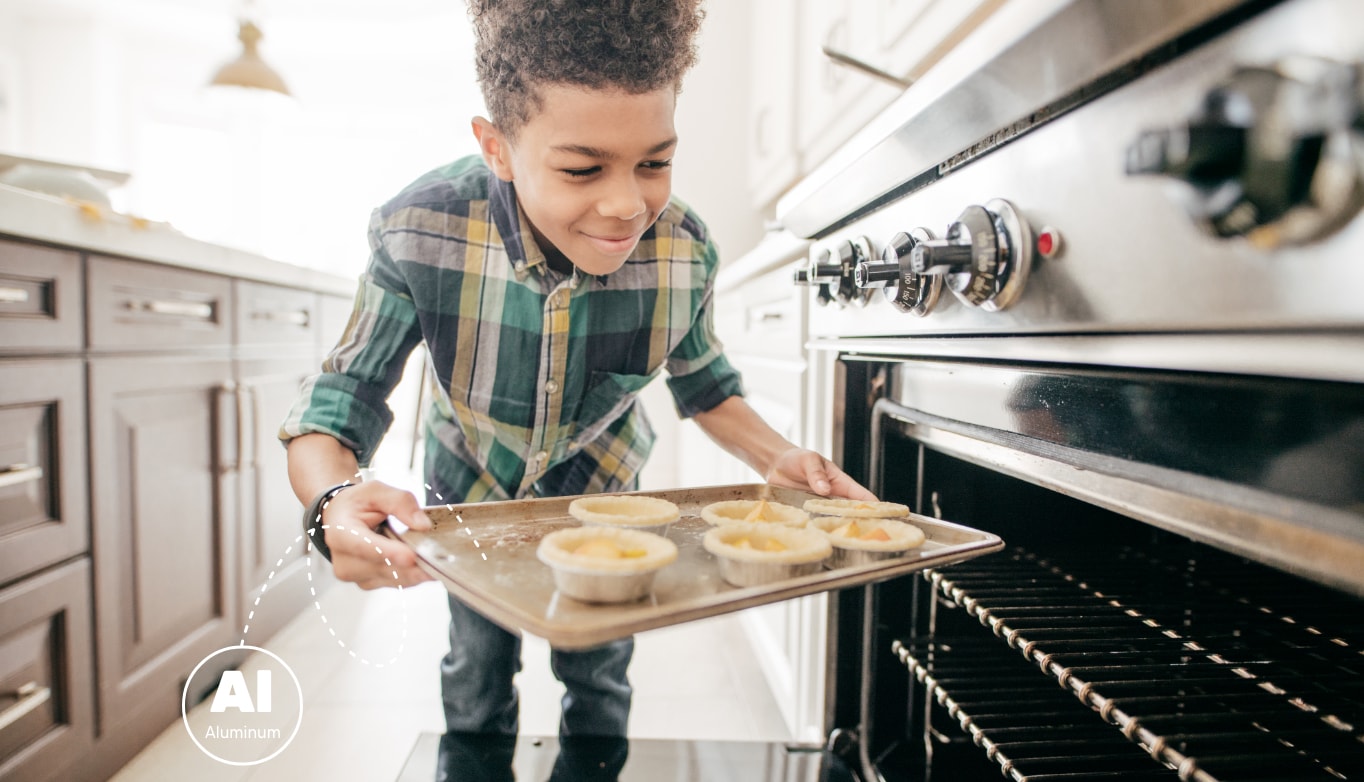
[900,549,1364,781]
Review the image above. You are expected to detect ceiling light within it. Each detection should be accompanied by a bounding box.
[209,19,291,97]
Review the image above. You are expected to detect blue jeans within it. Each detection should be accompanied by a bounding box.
[440,594,633,737]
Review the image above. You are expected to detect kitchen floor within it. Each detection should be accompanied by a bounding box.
[109,576,793,782]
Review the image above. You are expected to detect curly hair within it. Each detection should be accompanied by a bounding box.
[468,0,705,137]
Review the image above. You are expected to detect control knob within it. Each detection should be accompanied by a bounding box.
[796,237,874,306]
[853,228,942,316]
[908,198,1034,311]
[1126,56,1364,246]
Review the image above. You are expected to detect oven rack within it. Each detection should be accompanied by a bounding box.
[893,637,1182,780]
[915,548,1364,781]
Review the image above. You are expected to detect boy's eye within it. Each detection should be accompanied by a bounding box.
[642,159,672,171]
[562,166,600,178]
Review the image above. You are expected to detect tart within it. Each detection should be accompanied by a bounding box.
[810,516,926,567]
[568,494,680,533]
[702,522,831,587]
[802,498,911,519]
[700,498,809,527]
[537,526,678,603]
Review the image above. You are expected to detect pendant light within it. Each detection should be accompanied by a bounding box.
[209,15,291,97]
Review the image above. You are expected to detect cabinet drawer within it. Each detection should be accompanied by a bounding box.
[0,360,88,585]
[0,558,94,782]
[87,256,233,351]
[716,263,807,362]
[236,280,319,348]
[0,239,83,353]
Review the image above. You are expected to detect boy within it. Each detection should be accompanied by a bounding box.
[282,0,874,743]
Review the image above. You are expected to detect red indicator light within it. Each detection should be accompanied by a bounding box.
[1037,227,1061,258]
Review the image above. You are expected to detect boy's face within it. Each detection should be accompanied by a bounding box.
[475,84,678,276]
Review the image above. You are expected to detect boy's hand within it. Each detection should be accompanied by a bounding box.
[321,481,436,589]
[766,447,877,501]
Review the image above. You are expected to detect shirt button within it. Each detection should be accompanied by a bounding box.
[545,379,560,394]
[535,450,549,464]
[514,261,527,272]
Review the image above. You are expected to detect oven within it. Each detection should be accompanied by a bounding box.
[778,0,1364,780]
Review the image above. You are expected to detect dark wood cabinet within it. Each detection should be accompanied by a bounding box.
[235,280,329,644]
[0,239,83,354]
[0,559,95,782]
[0,239,349,780]
[0,360,88,585]
[87,355,240,768]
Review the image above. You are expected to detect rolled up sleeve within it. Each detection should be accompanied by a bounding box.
[665,238,745,418]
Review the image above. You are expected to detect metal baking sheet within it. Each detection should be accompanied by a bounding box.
[388,484,1004,649]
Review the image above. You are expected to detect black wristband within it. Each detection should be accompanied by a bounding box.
[304,482,354,563]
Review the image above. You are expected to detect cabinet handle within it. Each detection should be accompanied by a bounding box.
[237,383,262,472]
[126,299,215,320]
[0,682,52,733]
[0,286,31,304]
[0,463,43,490]
[821,46,912,89]
[216,381,239,475]
[251,309,311,327]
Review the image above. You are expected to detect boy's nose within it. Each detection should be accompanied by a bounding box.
[597,179,647,220]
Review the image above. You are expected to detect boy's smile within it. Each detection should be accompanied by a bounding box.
[474,85,678,276]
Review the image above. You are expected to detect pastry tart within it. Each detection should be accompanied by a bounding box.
[702,522,831,587]
[537,526,677,603]
[803,498,910,519]
[811,516,926,567]
[568,494,680,532]
[700,499,809,527]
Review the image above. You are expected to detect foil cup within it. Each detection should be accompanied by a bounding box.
[716,557,824,588]
[548,566,661,604]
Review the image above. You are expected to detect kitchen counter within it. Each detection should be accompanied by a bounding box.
[716,228,808,293]
[0,183,355,297]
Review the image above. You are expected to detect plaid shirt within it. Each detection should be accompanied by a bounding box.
[281,156,743,503]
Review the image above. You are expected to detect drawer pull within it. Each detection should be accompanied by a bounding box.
[0,464,43,490]
[126,299,214,320]
[251,309,311,327]
[0,682,52,733]
[0,287,30,304]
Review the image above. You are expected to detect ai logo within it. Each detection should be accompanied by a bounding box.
[182,646,303,766]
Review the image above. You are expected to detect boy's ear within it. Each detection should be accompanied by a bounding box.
[472,116,514,181]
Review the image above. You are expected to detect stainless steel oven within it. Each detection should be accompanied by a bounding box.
[780,1,1364,780]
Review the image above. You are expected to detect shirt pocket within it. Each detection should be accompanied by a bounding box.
[575,370,659,436]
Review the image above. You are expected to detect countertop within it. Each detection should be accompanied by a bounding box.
[0,184,357,297]
[716,229,809,294]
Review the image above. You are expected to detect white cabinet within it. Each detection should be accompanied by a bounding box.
[746,0,801,208]
[793,0,904,173]
[687,239,832,741]
[745,0,1003,210]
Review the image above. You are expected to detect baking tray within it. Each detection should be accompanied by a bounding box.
[387,484,1004,649]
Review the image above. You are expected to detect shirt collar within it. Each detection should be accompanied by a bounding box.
[488,170,557,282]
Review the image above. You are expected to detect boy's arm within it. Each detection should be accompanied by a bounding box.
[287,432,433,589]
[691,396,876,501]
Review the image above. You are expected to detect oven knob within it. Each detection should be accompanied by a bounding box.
[909,199,1034,311]
[1125,56,1364,246]
[854,228,942,316]
[801,237,874,307]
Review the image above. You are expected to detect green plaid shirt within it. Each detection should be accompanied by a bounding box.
[281,156,744,503]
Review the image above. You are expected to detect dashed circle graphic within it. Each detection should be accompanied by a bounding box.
[238,478,483,667]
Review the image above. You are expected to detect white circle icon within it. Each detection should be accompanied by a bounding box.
[181,645,304,766]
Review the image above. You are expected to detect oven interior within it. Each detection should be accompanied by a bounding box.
[830,360,1364,782]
